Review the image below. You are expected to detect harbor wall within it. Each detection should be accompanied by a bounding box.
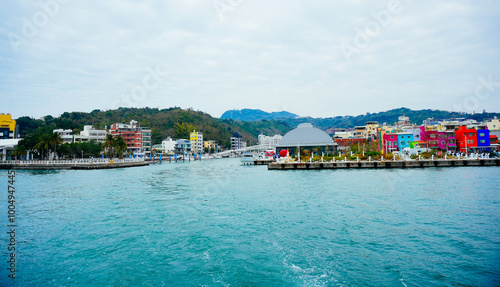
[0,161,150,170]
[268,159,500,170]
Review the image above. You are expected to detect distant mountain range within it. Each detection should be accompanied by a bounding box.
[220,109,298,121]
[220,107,500,130]
[16,107,500,148]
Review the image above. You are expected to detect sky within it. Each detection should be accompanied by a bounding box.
[1,0,500,120]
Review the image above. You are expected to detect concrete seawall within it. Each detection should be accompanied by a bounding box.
[0,161,150,170]
[268,158,500,170]
[254,159,274,165]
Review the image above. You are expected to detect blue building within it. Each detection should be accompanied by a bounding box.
[174,139,191,154]
[476,129,490,151]
[397,133,414,151]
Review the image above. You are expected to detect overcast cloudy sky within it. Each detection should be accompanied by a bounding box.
[1,0,499,119]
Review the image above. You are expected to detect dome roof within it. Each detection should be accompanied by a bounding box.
[277,123,335,147]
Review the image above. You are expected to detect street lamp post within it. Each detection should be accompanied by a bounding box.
[465,135,468,155]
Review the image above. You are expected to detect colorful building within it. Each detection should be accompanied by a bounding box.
[443,131,457,152]
[383,133,399,154]
[420,126,439,150]
[175,139,191,154]
[110,120,152,156]
[203,140,219,153]
[0,114,19,139]
[365,121,380,139]
[354,126,368,139]
[477,129,491,151]
[455,126,477,153]
[490,135,499,152]
[152,144,163,154]
[397,133,414,151]
[190,130,203,154]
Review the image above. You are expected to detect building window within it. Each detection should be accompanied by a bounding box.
[479,133,484,137]
[467,140,473,144]
[480,140,485,144]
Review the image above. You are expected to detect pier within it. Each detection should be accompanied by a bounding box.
[268,158,500,170]
[0,159,150,170]
[254,159,274,165]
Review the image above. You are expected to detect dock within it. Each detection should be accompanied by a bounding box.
[254,159,274,165]
[0,159,150,170]
[268,158,500,170]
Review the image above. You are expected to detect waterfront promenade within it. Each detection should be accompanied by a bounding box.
[268,158,500,170]
[0,158,149,170]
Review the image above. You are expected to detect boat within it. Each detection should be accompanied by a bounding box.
[240,152,254,165]
[264,149,276,158]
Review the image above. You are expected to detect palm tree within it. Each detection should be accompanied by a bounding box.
[35,134,52,159]
[50,133,63,159]
[114,136,128,158]
[12,145,26,160]
[103,134,115,158]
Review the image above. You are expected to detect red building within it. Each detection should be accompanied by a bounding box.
[382,133,399,154]
[334,138,367,151]
[419,126,439,149]
[490,135,499,152]
[110,120,152,156]
[455,126,477,153]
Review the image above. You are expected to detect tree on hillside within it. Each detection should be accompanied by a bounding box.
[50,132,63,158]
[174,122,196,139]
[103,134,115,158]
[12,145,26,160]
[103,135,128,158]
[35,134,52,159]
[114,136,128,157]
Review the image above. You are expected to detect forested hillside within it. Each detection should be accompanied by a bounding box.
[15,107,293,147]
[282,108,500,130]
[220,109,298,121]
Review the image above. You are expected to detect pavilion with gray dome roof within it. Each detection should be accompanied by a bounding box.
[276,123,337,155]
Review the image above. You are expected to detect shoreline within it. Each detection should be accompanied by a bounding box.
[268,158,500,170]
[0,160,150,170]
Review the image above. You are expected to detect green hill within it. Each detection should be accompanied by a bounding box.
[15,107,293,148]
[15,107,500,149]
[283,107,500,130]
[220,109,298,121]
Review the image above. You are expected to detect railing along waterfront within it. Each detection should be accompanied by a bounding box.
[0,158,145,165]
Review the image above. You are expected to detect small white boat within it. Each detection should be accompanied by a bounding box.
[240,153,254,165]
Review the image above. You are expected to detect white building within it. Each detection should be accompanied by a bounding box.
[402,127,421,142]
[231,132,245,150]
[258,134,283,148]
[0,139,21,161]
[190,131,204,154]
[80,125,107,143]
[354,126,368,139]
[175,139,191,154]
[54,126,107,143]
[53,129,74,143]
[162,137,176,154]
[332,129,355,139]
[486,116,500,131]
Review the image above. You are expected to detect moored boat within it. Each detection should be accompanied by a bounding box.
[240,152,254,165]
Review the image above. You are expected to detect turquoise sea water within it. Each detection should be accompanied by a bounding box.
[1,159,499,286]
